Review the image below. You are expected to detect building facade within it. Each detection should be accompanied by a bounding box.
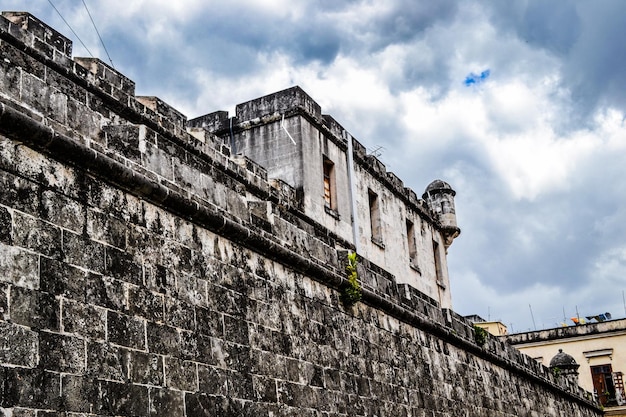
[189,87,461,308]
[504,319,626,415]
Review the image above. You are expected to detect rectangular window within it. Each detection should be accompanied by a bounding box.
[369,189,383,246]
[591,364,617,406]
[406,219,418,270]
[433,240,443,285]
[323,157,336,210]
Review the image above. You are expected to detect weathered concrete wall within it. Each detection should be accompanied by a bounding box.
[0,11,602,417]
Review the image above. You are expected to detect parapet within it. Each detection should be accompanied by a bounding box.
[235,86,322,122]
[1,11,72,59]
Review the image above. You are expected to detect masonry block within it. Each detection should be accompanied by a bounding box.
[12,213,62,259]
[128,350,164,386]
[164,357,197,392]
[0,243,39,289]
[149,388,184,417]
[62,299,106,340]
[96,380,149,417]
[0,322,38,367]
[87,341,126,382]
[0,367,61,409]
[39,331,85,373]
[136,96,187,130]
[145,323,179,358]
[9,286,59,330]
[60,375,97,413]
[85,274,126,311]
[107,311,146,350]
[63,231,105,273]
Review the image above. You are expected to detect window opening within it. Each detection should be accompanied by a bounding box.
[592,365,617,406]
[369,189,383,246]
[406,219,418,270]
[323,157,336,211]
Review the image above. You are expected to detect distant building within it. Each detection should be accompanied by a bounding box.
[503,319,626,415]
[466,314,509,336]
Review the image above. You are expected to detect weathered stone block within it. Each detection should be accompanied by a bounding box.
[87,210,127,250]
[85,274,126,311]
[0,283,7,320]
[39,190,84,234]
[0,243,39,289]
[96,380,148,417]
[40,257,86,300]
[223,342,252,373]
[0,367,61,409]
[176,273,207,306]
[104,247,142,286]
[62,299,106,339]
[197,365,228,396]
[9,287,59,330]
[13,212,63,259]
[21,73,50,116]
[146,322,180,356]
[0,322,38,367]
[87,341,126,382]
[164,297,195,331]
[0,172,39,218]
[128,350,163,386]
[63,231,105,273]
[128,286,164,322]
[164,357,197,391]
[0,206,11,244]
[39,331,85,373]
[107,311,146,350]
[60,375,97,413]
[251,374,278,402]
[149,388,184,417]
[102,125,142,161]
[185,394,253,417]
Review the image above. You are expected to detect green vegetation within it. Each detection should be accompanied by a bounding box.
[473,325,488,346]
[342,252,362,306]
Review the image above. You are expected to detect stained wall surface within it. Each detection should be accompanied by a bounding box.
[0,11,601,417]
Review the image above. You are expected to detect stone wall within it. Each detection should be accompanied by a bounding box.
[0,11,602,417]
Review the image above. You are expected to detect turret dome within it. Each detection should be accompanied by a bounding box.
[424,179,456,197]
[549,349,578,369]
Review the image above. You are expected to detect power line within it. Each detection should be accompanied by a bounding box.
[47,0,94,57]
[81,0,115,68]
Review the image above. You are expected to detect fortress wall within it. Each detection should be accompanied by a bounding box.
[0,11,601,417]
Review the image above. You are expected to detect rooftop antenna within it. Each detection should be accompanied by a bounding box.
[368,145,385,158]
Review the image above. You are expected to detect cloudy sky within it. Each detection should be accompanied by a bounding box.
[7,0,626,332]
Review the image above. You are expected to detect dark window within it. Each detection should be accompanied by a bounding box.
[369,189,383,247]
[323,157,336,210]
[406,219,418,269]
[592,365,617,406]
[433,240,443,284]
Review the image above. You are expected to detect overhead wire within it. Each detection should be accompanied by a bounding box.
[46,0,94,57]
[47,0,115,69]
[81,0,115,68]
